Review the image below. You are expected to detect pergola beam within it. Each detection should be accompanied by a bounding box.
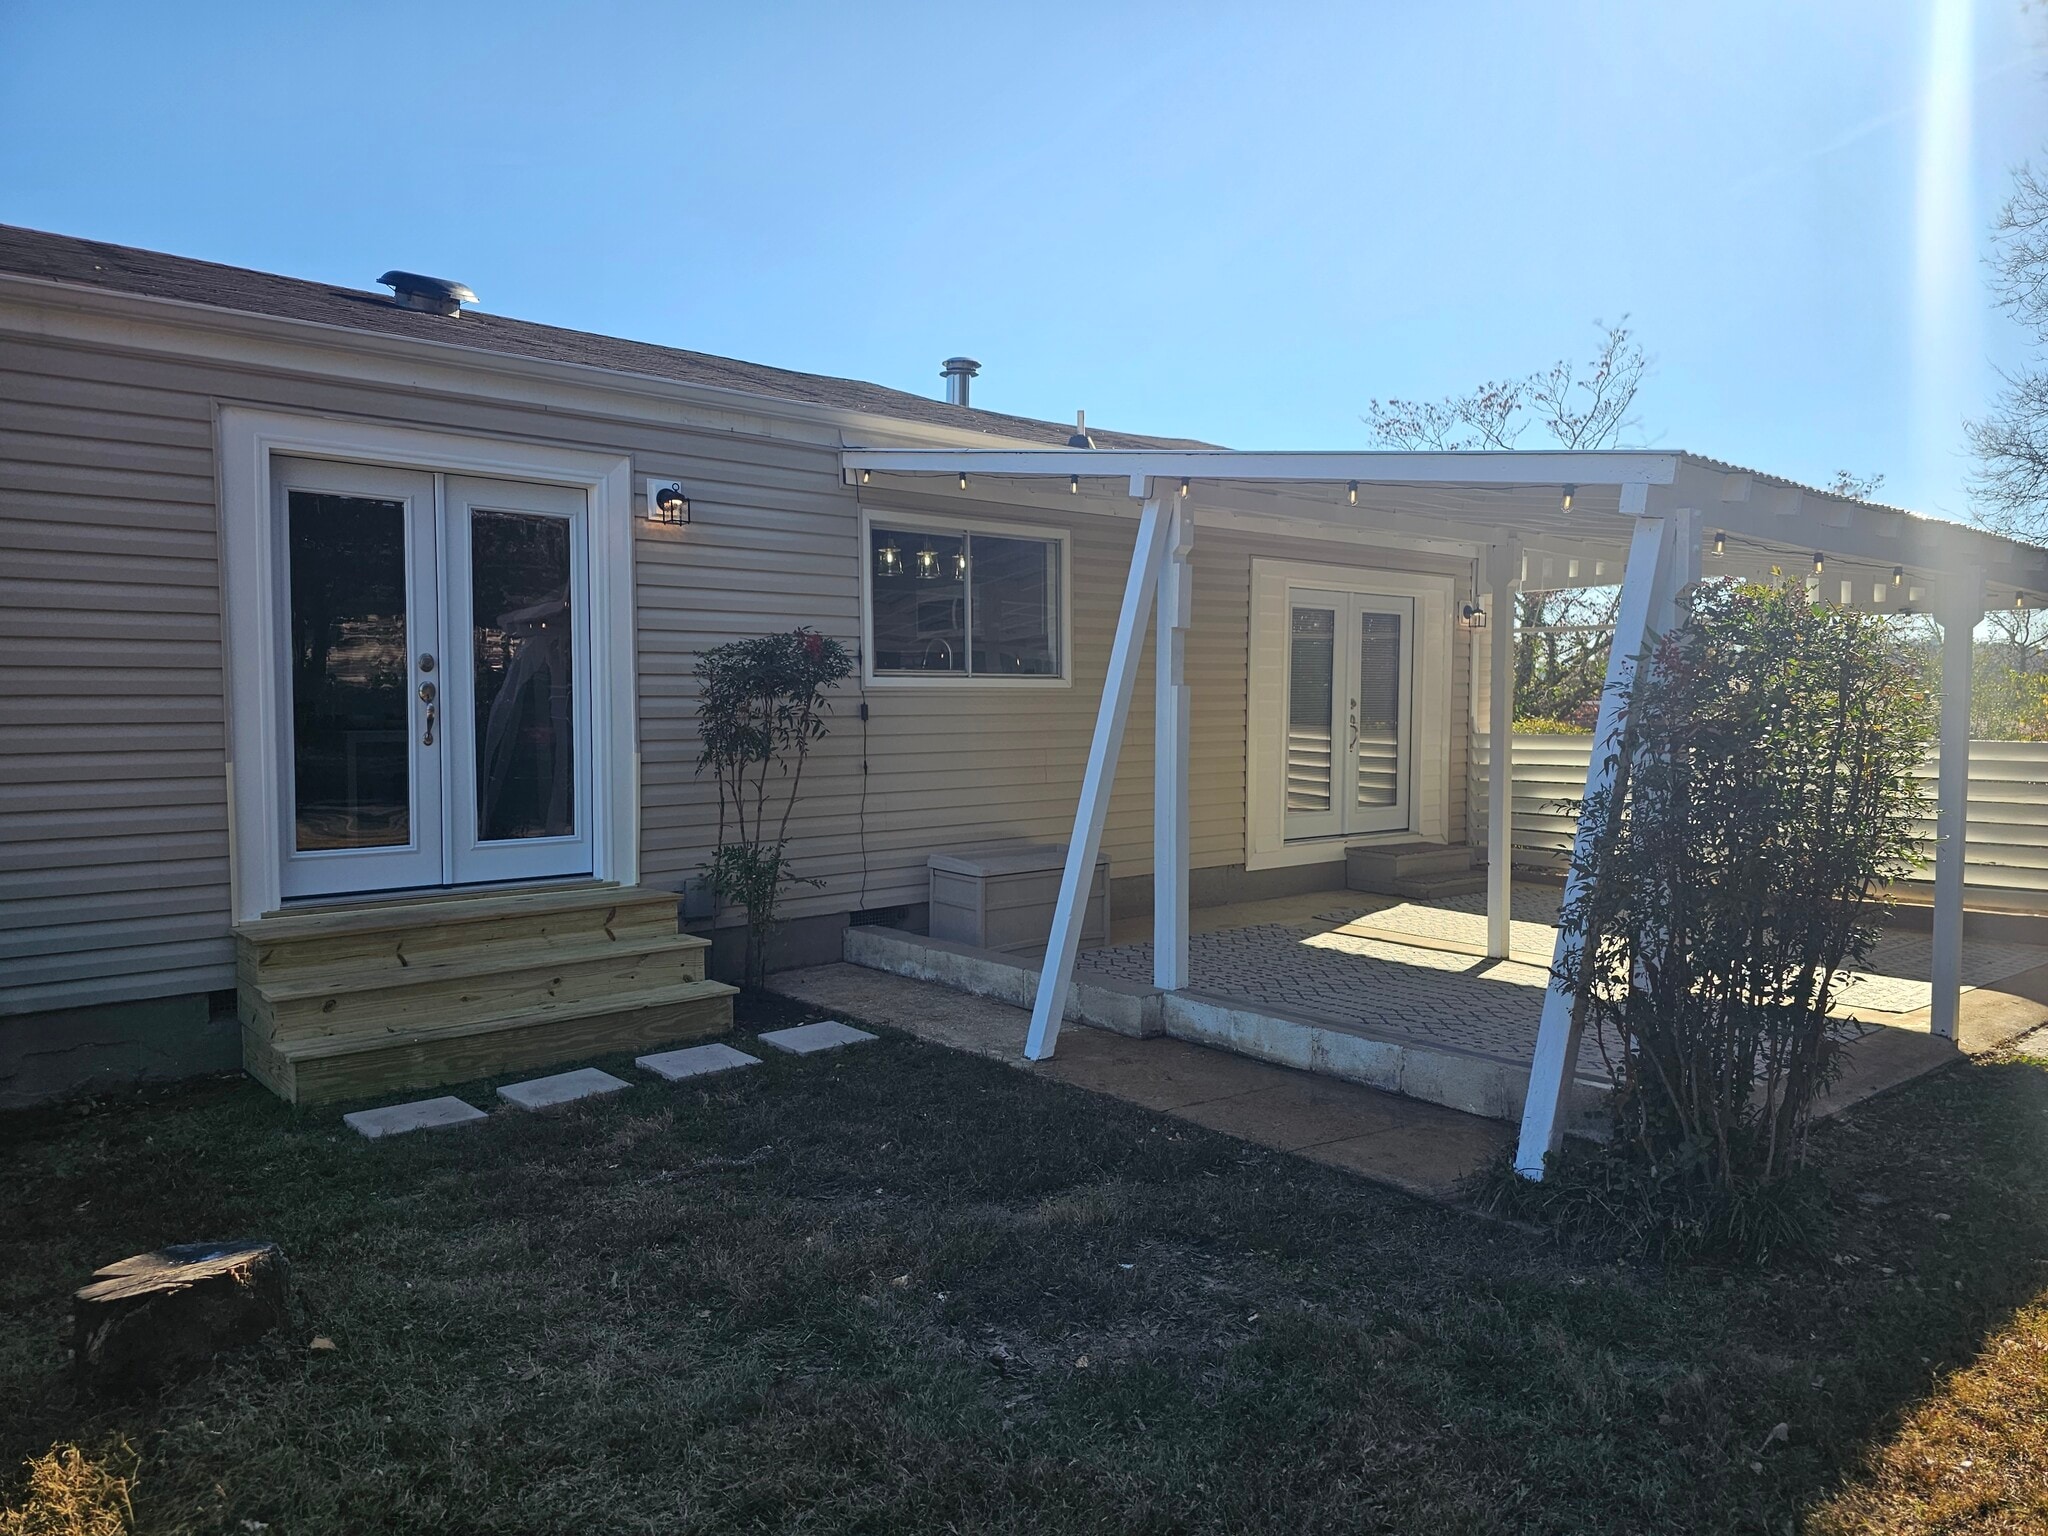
[1024,486,1176,1061]
[1930,569,1986,1042]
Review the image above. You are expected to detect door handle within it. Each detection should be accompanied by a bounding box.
[422,703,437,747]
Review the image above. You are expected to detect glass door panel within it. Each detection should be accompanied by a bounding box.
[470,510,576,842]
[444,476,593,885]
[1350,603,1412,831]
[1284,598,1343,839]
[274,457,443,899]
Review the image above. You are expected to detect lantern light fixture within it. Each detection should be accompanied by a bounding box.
[650,483,691,525]
[914,538,942,581]
[875,536,904,578]
[1459,601,1487,630]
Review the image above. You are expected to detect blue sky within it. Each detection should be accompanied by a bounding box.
[2,1,2042,519]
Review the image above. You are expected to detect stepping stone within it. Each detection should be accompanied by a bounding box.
[636,1042,762,1081]
[496,1067,631,1109]
[344,1096,488,1139]
[757,1020,878,1056]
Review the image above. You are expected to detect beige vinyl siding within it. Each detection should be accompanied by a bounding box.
[1,322,1476,1014]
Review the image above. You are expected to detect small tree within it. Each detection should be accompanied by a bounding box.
[694,628,852,988]
[1558,581,1932,1214]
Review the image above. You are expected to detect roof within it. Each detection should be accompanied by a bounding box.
[0,224,1210,450]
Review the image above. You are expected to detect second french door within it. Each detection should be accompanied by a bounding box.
[1283,588,1415,841]
[274,456,593,901]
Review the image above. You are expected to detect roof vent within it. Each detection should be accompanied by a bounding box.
[940,355,981,408]
[1068,410,1095,449]
[378,271,476,317]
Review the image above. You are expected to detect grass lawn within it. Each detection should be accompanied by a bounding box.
[4,992,2047,1534]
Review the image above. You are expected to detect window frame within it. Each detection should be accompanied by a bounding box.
[857,504,1073,689]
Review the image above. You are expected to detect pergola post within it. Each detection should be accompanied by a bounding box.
[1024,484,1175,1061]
[1484,539,1520,960]
[1930,570,1985,1043]
[1154,498,1195,991]
[1513,497,1673,1178]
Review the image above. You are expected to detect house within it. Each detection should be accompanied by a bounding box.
[5,225,2041,1165]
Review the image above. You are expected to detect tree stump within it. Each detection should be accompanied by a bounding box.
[73,1241,289,1393]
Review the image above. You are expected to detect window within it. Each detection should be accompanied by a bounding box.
[866,516,1065,681]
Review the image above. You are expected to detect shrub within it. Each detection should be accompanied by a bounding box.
[694,629,852,988]
[1548,580,1932,1247]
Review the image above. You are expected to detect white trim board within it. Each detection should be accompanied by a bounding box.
[1245,559,1456,871]
[217,407,638,922]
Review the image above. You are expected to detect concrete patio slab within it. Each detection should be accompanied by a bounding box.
[637,1042,762,1081]
[758,1020,878,1055]
[343,1096,488,1139]
[496,1067,630,1109]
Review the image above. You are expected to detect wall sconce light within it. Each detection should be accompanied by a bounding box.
[1712,530,1726,557]
[914,539,942,581]
[650,482,691,525]
[875,536,904,578]
[1560,484,1576,513]
[1459,602,1487,630]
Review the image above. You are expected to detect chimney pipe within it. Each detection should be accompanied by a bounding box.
[940,356,981,408]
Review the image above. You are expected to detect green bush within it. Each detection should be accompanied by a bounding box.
[1543,580,1932,1255]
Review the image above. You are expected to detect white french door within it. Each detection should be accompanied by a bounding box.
[273,456,594,900]
[1283,588,1414,841]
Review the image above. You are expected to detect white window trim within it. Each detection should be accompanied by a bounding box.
[1245,559,1456,871]
[217,407,638,922]
[857,504,1073,689]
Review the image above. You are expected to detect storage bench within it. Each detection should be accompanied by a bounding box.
[927,844,1111,954]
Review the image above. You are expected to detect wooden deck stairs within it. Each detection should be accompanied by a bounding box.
[234,884,735,1104]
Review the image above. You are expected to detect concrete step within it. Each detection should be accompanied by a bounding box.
[1376,871,1490,901]
[248,934,711,1043]
[1346,841,1477,893]
[244,978,738,1105]
[234,883,685,980]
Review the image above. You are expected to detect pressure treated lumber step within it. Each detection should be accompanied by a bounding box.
[247,934,711,1043]
[234,883,682,978]
[1346,842,1486,898]
[243,979,739,1104]
[234,883,733,1104]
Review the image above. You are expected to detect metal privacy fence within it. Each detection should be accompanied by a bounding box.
[1471,734,2048,895]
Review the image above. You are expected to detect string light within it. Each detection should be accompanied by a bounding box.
[1712,531,1726,557]
[958,472,968,491]
[860,469,870,484]
[1348,481,1358,505]
[1070,474,1079,495]
[1179,478,1190,497]
[1560,484,1576,513]
[1812,552,1825,575]
[1892,566,1904,588]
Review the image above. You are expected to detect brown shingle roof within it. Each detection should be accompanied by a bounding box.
[0,224,1211,449]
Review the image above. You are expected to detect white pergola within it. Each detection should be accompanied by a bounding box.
[841,447,2048,1179]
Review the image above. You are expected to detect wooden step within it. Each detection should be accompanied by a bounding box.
[247,934,710,1044]
[234,884,683,980]
[244,978,739,1105]
[1346,841,1476,892]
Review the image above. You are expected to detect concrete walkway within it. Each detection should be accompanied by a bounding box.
[770,962,1510,1200]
